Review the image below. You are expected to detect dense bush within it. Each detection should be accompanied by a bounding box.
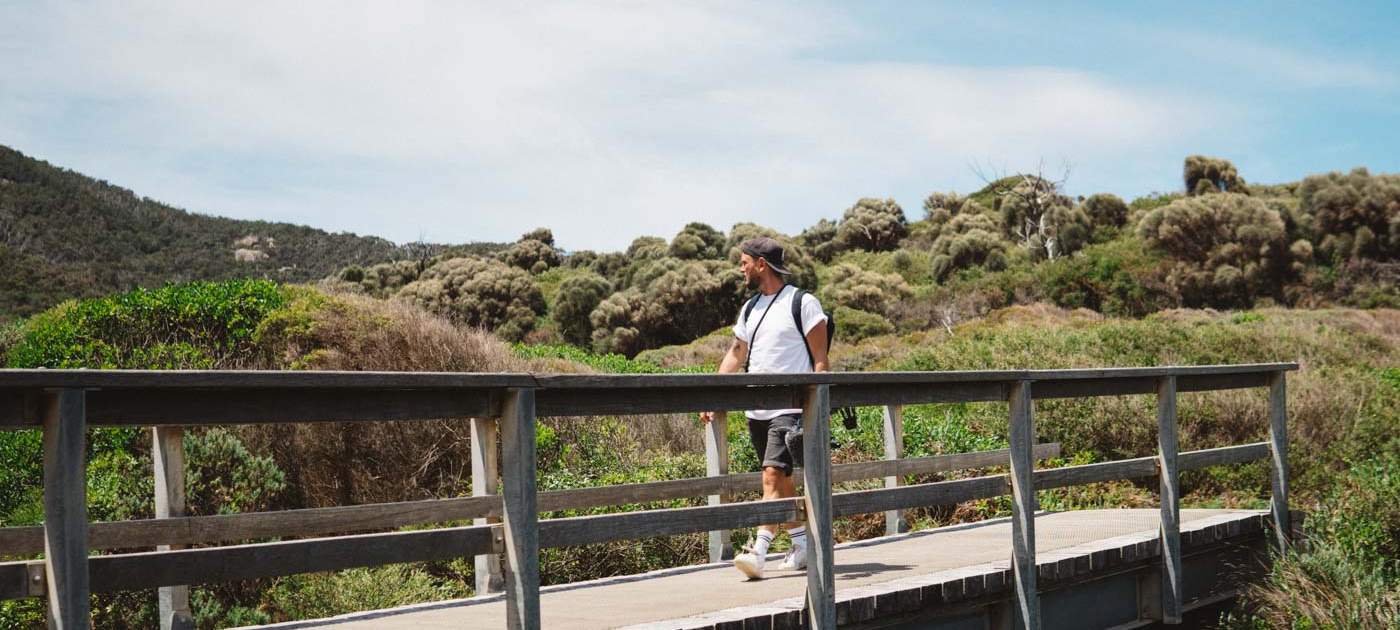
[817,263,912,316]
[1137,193,1303,307]
[1036,238,1176,317]
[1298,167,1400,263]
[929,211,1010,281]
[834,306,895,341]
[836,197,908,252]
[356,260,423,297]
[1082,193,1129,230]
[396,257,545,341]
[626,236,669,260]
[499,229,562,274]
[1184,155,1247,195]
[552,272,613,346]
[921,191,966,221]
[669,222,726,260]
[798,218,842,263]
[590,259,744,356]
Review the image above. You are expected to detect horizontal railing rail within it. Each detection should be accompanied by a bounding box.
[0,363,1296,630]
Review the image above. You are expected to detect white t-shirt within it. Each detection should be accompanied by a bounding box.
[732,285,828,420]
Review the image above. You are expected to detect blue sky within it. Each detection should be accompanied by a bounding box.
[2,1,1395,251]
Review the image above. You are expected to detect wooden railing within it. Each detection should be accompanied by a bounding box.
[0,364,1296,630]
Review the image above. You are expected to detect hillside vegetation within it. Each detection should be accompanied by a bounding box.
[0,145,505,322]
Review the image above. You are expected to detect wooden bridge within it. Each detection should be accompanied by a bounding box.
[0,363,1296,629]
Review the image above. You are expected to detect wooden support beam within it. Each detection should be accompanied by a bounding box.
[43,389,89,629]
[1157,376,1182,624]
[1008,381,1040,630]
[152,427,193,630]
[704,409,731,562]
[471,417,504,595]
[1268,372,1290,551]
[881,405,907,536]
[499,388,540,630]
[803,385,835,629]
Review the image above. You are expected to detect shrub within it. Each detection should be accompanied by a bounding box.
[818,263,912,316]
[929,212,1011,281]
[836,197,908,251]
[499,231,562,274]
[921,191,966,221]
[626,236,668,260]
[1036,238,1177,317]
[552,272,613,346]
[1082,193,1129,229]
[590,259,744,356]
[798,218,842,262]
[357,260,423,298]
[395,257,545,341]
[1183,155,1247,195]
[668,222,726,260]
[1137,192,1300,307]
[184,427,286,515]
[1298,167,1400,263]
[834,306,894,341]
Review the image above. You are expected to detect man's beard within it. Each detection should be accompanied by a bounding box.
[745,274,759,290]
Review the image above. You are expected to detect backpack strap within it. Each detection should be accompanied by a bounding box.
[741,292,763,324]
[790,288,816,370]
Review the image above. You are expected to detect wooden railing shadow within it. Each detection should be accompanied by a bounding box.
[0,364,1296,629]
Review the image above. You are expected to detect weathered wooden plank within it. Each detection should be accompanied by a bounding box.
[1031,377,1155,399]
[1157,376,1183,624]
[1178,442,1270,470]
[499,388,540,630]
[1177,371,1270,393]
[831,476,1010,517]
[881,405,906,536]
[81,388,499,426]
[471,417,504,595]
[829,381,1008,407]
[152,426,192,630]
[803,385,836,629]
[537,386,800,417]
[44,389,90,629]
[538,498,803,548]
[1268,371,1290,551]
[0,369,534,390]
[88,525,495,592]
[0,495,503,555]
[0,560,38,601]
[1032,457,1158,489]
[704,409,732,563]
[829,443,1061,483]
[1008,380,1040,630]
[0,390,39,428]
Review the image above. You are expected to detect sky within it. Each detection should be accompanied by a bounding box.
[2,1,1397,251]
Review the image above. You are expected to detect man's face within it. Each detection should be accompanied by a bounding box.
[739,253,765,290]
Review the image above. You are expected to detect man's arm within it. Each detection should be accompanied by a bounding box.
[701,337,748,423]
[805,321,830,372]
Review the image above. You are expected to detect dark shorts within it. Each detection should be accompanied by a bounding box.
[747,413,802,476]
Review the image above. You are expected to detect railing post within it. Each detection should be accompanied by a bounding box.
[1268,371,1290,551]
[881,405,907,536]
[802,385,835,629]
[471,417,505,594]
[43,389,89,629]
[153,427,193,630]
[704,409,732,562]
[498,388,540,630]
[1008,380,1040,630]
[1156,376,1182,624]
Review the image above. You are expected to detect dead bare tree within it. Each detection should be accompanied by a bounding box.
[971,158,1074,260]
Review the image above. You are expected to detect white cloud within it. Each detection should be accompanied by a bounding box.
[1,1,1221,250]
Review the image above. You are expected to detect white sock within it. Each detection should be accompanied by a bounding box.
[789,526,807,551]
[753,530,774,557]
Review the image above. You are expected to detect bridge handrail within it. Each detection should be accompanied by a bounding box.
[0,363,1295,629]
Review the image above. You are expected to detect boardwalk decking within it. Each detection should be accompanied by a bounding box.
[255,509,1268,629]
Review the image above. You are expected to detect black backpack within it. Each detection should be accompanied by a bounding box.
[740,285,857,433]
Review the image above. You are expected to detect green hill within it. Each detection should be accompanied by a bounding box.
[0,145,504,322]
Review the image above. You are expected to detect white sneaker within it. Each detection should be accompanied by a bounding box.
[779,545,807,571]
[734,549,765,579]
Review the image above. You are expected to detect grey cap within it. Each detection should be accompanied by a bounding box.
[739,236,792,275]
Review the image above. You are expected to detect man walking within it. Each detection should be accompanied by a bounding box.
[700,236,829,579]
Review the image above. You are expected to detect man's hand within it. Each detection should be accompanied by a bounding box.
[700,411,715,424]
